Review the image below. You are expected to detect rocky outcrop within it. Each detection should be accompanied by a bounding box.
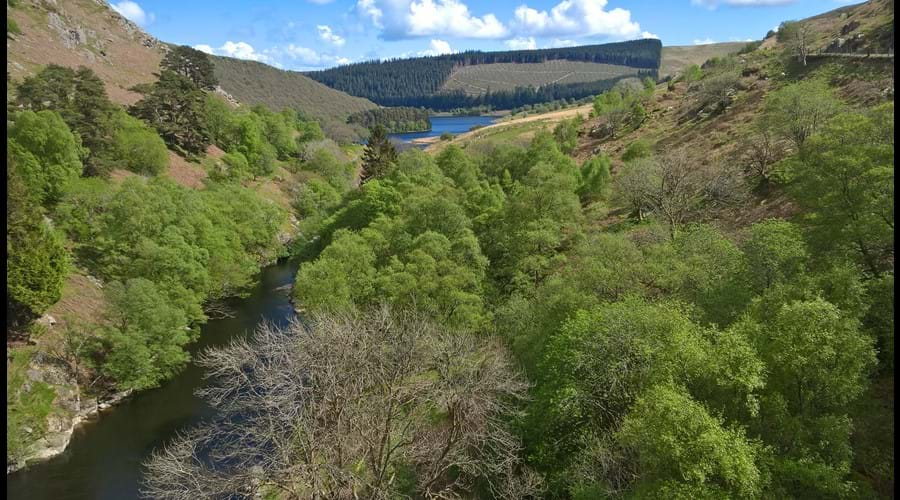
[6,352,132,474]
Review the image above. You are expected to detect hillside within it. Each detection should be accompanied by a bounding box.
[210,55,377,141]
[759,0,893,53]
[6,0,165,105]
[6,0,377,140]
[659,42,748,79]
[305,39,662,110]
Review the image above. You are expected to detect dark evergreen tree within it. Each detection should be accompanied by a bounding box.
[360,124,396,184]
[15,65,117,176]
[129,70,211,155]
[161,45,218,90]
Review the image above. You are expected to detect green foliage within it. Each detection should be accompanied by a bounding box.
[348,107,430,133]
[618,384,763,498]
[741,219,808,292]
[763,79,843,149]
[7,348,57,464]
[577,154,611,203]
[682,64,703,83]
[6,151,70,322]
[7,17,21,35]
[591,87,646,137]
[621,139,652,163]
[8,110,84,204]
[781,103,893,275]
[439,132,454,141]
[161,45,218,90]
[99,278,193,390]
[552,115,582,154]
[130,70,211,155]
[14,65,118,176]
[103,111,169,175]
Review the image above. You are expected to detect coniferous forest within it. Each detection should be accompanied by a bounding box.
[306,40,662,110]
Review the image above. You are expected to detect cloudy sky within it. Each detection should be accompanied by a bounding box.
[110,0,864,71]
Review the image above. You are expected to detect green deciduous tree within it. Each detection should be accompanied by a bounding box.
[763,79,843,149]
[99,278,193,391]
[8,110,84,204]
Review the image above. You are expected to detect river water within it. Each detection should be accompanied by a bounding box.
[389,115,497,148]
[7,259,299,500]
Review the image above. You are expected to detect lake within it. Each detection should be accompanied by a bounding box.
[389,115,497,148]
[6,259,300,500]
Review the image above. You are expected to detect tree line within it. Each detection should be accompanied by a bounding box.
[347,106,431,133]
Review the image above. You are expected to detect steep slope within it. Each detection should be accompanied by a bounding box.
[6,0,165,105]
[758,0,893,53]
[659,42,748,78]
[210,55,377,140]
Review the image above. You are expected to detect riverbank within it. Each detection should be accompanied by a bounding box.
[7,258,301,499]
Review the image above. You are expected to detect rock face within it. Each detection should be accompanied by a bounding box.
[6,352,133,474]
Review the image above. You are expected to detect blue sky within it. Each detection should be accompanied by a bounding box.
[110,0,864,71]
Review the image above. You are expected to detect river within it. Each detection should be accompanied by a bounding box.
[389,115,497,149]
[6,258,299,500]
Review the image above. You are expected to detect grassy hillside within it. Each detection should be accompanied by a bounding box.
[758,0,893,53]
[659,42,748,78]
[442,60,644,96]
[211,55,377,141]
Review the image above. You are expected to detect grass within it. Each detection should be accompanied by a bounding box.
[442,60,642,95]
[8,17,22,36]
[659,42,747,79]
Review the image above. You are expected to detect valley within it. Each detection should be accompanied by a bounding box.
[6,0,895,498]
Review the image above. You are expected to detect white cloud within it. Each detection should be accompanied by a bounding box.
[280,44,352,68]
[512,0,640,39]
[641,31,659,39]
[195,41,273,64]
[505,36,538,50]
[545,38,579,48]
[418,39,454,56]
[317,25,346,46]
[111,1,155,26]
[691,0,795,8]
[693,37,717,45]
[357,0,508,39]
[219,41,272,62]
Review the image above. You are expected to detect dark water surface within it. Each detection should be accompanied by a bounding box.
[7,259,299,500]
[389,115,497,147]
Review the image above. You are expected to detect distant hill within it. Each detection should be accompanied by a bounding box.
[659,42,749,79]
[305,39,662,111]
[210,55,377,141]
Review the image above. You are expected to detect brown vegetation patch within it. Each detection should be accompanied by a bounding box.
[43,272,108,332]
[108,168,139,185]
[206,144,226,159]
[165,152,208,189]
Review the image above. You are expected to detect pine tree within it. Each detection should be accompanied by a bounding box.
[360,125,397,184]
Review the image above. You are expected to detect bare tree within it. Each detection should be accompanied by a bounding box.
[614,150,748,237]
[143,306,540,499]
[777,21,814,66]
[737,122,787,190]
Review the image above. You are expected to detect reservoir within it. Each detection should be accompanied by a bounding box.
[389,115,497,148]
[6,259,300,500]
